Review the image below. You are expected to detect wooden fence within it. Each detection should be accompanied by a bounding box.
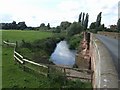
[3,40,94,82]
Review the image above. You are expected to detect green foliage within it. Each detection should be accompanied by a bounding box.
[89,22,96,29]
[60,21,71,30]
[47,23,51,29]
[97,24,105,31]
[82,13,85,26]
[17,35,65,64]
[84,13,89,30]
[53,26,61,33]
[96,12,102,28]
[78,12,82,23]
[68,34,83,50]
[67,22,83,36]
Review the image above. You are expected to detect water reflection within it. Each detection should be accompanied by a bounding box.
[50,41,76,66]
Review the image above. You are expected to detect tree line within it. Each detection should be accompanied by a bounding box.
[1,12,120,33]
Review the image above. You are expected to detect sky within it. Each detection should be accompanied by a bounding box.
[0,0,119,27]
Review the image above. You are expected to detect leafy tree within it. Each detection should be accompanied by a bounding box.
[60,21,71,30]
[47,23,50,29]
[89,22,96,29]
[84,13,89,30]
[17,22,27,30]
[67,22,83,36]
[40,23,45,27]
[97,24,105,31]
[40,23,47,30]
[11,21,17,29]
[78,12,82,23]
[117,18,120,32]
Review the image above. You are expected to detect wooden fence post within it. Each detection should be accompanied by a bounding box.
[15,41,18,49]
[47,66,50,78]
[63,68,66,85]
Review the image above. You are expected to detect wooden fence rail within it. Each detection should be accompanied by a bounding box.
[3,40,93,82]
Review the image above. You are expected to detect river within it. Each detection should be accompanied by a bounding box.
[50,41,76,67]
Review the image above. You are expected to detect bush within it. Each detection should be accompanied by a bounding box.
[67,35,83,50]
[67,22,83,36]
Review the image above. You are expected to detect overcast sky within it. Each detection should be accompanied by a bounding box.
[0,0,119,27]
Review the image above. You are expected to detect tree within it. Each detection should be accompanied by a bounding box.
[97,24,105,31]
[11,21,17,29]
[60,21,71,30]
[96,12,102,28]
[47,23,50,29]
[40,23,47,30]
[40,23,45,27]
[82,13,85,26]
[89,22,96,29]
[17,22,27,30]
[78,12,82,23]
[117,18,120,32]
[67,22,83,36]
[84,13,89,30]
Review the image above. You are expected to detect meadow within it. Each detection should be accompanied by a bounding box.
[2,30,53,42]
[2,30,53,88]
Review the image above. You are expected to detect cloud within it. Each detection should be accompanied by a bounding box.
[0,14,13,22]
[0,0,119,27]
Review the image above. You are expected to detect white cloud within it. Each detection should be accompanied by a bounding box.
[0,0,119,27]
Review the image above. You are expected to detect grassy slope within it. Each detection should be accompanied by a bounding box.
[2,30,53,88]
[2,47,51,88]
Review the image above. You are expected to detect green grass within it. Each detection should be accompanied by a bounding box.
[2,47,51,88]
[1,30,53,42]
[2,30,53,88]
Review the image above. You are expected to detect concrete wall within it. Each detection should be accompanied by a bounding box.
[90,33,118,88]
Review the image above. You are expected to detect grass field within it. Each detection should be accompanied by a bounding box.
[2,30,53,42]
[2,30,53,88]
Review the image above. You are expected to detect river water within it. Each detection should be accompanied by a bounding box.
[50,41,76,66]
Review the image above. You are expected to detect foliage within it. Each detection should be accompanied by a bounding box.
[60,21,71,30]
[53,26,61,33]
[67,22,83,36]
[47,23,51,29]
[89,22,96,29]
[78,12,82,23]
[82,13,85,26]
[84,13,89,30]
[67,34,83,50]
[1,21,27,30]
[17,22,27,30]
[78,12,89,30]
[97,24,105,31]
[96,12,102,28]
[17,35,65,64]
